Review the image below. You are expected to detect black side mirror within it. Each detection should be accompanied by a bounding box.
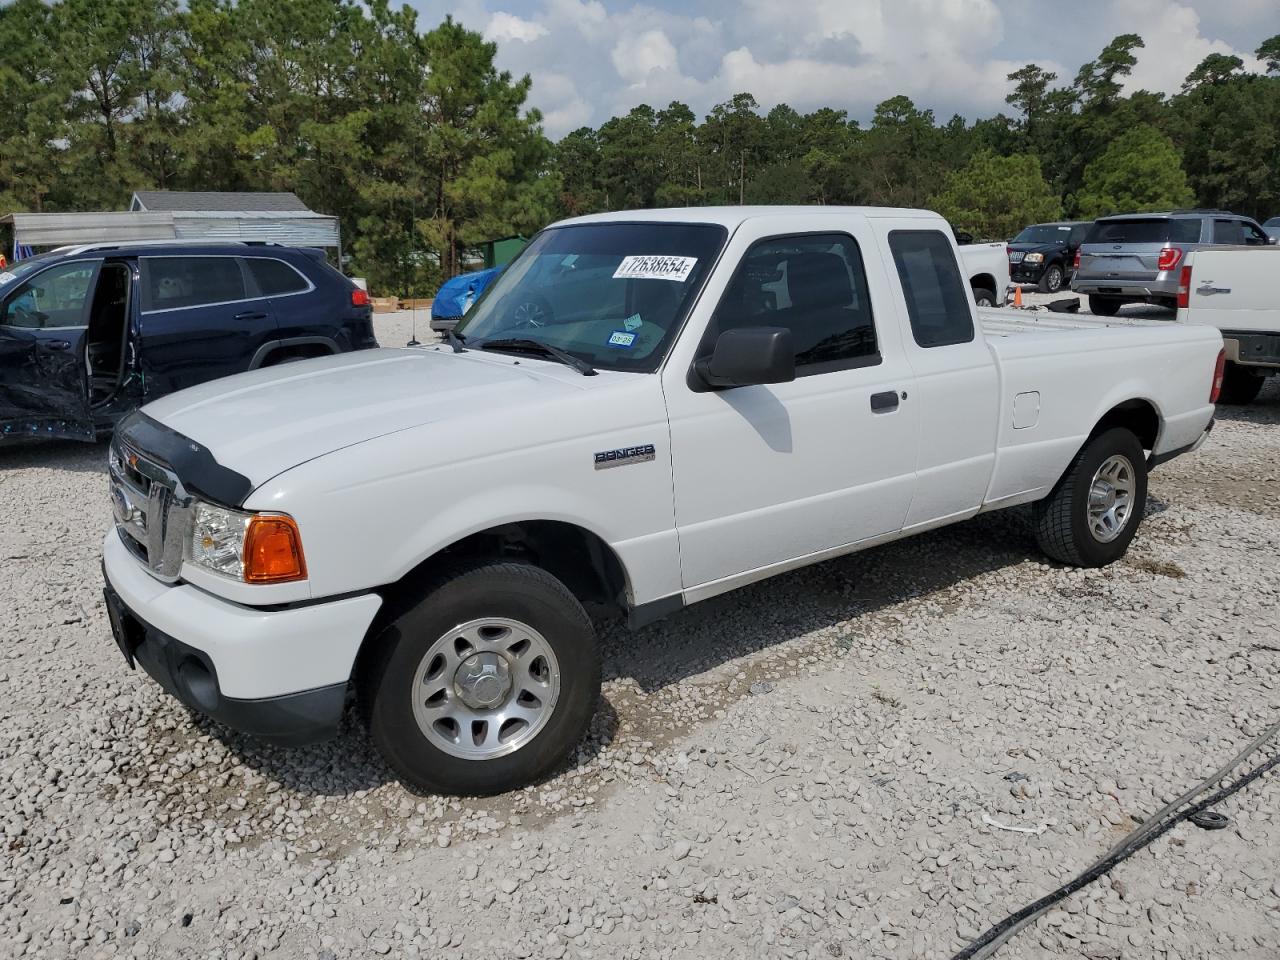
[694,326,795,390]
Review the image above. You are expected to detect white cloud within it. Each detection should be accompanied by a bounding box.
[429,0,1277,138]
[611,29,680,86]
[1112,1,1265,93]
[484,11,549,44]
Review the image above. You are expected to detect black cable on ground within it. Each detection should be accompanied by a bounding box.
[950,744,1280,960]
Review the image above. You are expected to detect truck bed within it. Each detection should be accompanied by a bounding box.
[978,306,1167,337]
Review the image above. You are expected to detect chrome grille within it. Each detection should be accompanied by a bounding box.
[109,439,194,582]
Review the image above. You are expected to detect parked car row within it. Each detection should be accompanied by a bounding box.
[1003,209,1276,317]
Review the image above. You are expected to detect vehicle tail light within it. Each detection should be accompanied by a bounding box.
[351,288,371,307]
[1073,249,1081,271]
[1177,265,1192,308]
[1157,247,1183,272]
[1006,245,1011,256]
[1210,348,1226,404]
[243,515,307,584]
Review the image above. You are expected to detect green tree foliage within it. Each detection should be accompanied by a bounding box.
[1075,125,1194,218]
[1,18,1277,286]
[928,151,1061,239]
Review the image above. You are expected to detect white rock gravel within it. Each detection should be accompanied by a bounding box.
[1,306,1277,960]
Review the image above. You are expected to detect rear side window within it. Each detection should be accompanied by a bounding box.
[246,258,309,296]
[708,233,878,375]
[1212,219,1245,245]
[143,257,245,310]
[1087,218,1200,244]
[888,230,974,348]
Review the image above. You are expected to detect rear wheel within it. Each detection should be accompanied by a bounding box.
[1087,295,1122,317]
[360,561,599,795]
[1033,428,1148,567]
[973,287,997,308]
[1038,263,1065,293]
[1218,362,1266,406]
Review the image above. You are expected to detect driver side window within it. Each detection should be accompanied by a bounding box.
[1,261,98,329]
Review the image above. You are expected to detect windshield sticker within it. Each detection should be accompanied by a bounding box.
[0,272,15,284]
[613,255,697,282]
[607,331,636,348]
[622,313,643,331]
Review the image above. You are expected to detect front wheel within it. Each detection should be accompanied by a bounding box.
[1038,263,1065,294]
[360,562,600,795]
[1033,427,1148,567]
[1218,363,1265,406]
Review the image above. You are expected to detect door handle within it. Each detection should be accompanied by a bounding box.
[235,311,268,320]
[44,340,72,350]
[870,390,900,413]
[1196,283,1231,296]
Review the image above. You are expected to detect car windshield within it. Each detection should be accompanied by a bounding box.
[1086,218,1200,244]
[1013,225,1072,244]
[455,222,726,373]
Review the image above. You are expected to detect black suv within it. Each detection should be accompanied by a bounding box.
[1007,221,1089,293]
[0,242,375,442]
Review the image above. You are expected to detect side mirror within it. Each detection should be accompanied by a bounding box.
[694,326,795,390]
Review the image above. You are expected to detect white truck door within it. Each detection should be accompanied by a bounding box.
[661,214,920,594]
[875,222,1000,529]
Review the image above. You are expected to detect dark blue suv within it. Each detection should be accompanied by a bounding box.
[0,241,376,442]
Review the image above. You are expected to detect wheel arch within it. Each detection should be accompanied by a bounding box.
[249,336,340,369]
[969,272,998,294]
[1088,397,1160,452]
[353,519,632,683]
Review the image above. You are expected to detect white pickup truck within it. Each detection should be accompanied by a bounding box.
[102,206,1223,795]
[1174,245,1279,405]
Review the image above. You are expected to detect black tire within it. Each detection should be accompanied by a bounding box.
[1033,427,1148,568]
[1088,295,1122,317]
[359,561,600,795]
[1218,362,1265,406]
[1037,263,1065,294]
[973,287,997,307]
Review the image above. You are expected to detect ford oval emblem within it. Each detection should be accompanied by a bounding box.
[111,485,135,524]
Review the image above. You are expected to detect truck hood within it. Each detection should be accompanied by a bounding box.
[139,347,594,489]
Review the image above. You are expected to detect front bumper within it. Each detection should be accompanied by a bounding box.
[1009,262,1046,283]
[102,528,383,744]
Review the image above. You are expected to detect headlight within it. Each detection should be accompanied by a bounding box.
[190,501,307,584]
[1024,252,1044,263]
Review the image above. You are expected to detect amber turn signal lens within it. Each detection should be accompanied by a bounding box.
[243,515,307,584]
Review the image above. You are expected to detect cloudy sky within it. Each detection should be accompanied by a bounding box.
[407,0,1279,138]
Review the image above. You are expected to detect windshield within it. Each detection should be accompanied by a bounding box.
[1013,225,1071,244]
[455,222,726,373]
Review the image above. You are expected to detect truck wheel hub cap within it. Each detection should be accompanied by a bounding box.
[453,652,511,709]
[411,617,561,761]
[1087,454,1135,543]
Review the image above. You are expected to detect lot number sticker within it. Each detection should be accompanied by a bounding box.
[613,255,697,282]
[607,331,636,348]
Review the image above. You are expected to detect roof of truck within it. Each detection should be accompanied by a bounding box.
[555,206,940,229]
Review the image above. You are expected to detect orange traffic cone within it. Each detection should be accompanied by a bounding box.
[1013,286,1023,308]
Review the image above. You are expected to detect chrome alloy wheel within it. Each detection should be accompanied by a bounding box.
[411,617,561,760]
[1087,454,1136,543]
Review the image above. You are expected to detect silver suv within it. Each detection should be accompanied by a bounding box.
[1072,210,1272,315]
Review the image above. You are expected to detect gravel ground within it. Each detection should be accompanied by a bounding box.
[2,301,1278,960]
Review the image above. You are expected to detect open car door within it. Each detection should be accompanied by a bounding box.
[0,259,99,442]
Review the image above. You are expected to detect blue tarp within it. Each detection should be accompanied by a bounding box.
[431,266,501,319]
